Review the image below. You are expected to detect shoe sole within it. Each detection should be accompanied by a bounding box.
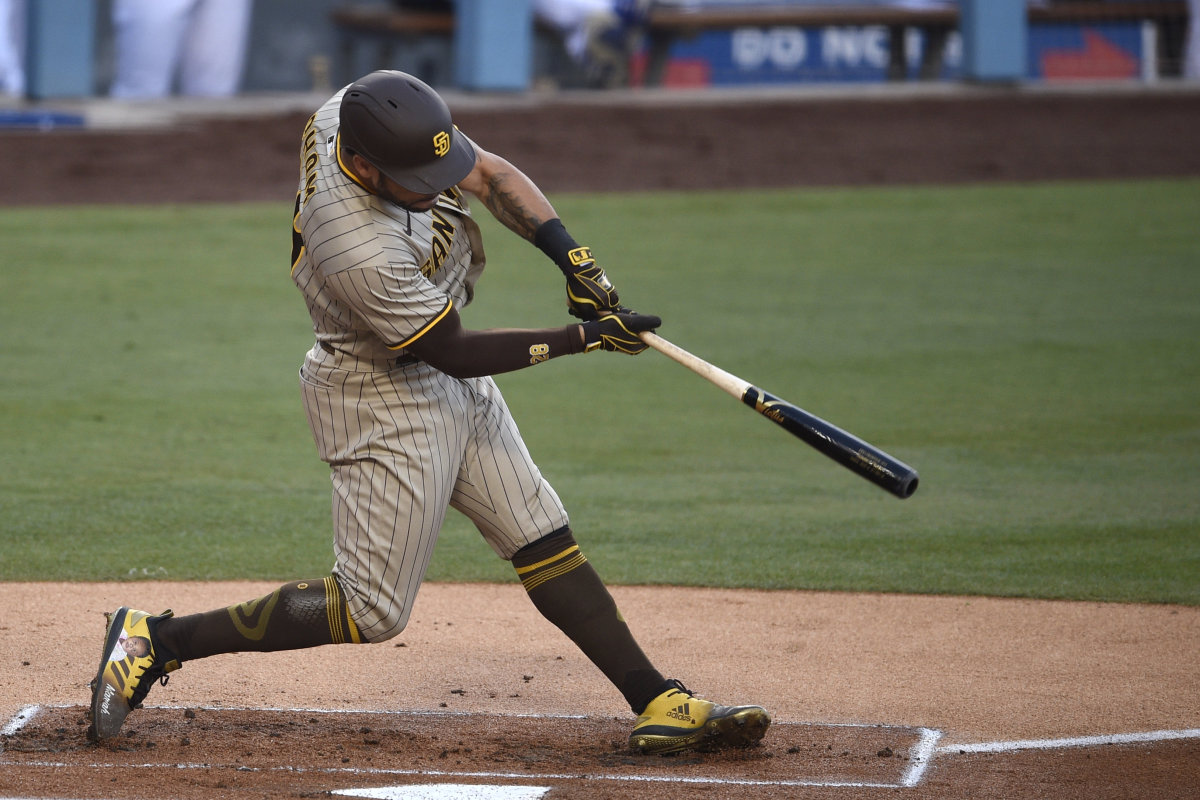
[86,607,131,742]
[631,706,771,755]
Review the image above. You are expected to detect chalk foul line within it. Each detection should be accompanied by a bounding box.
[941,728,1200,755]
[4,705,1198,790]
[0,705,40,739]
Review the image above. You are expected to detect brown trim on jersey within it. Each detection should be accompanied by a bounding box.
[388,297,453,351]
[335,132,371,191]
[290,194,306,276]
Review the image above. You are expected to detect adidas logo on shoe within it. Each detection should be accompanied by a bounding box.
[665,703,695,724]
[629,681,771,755]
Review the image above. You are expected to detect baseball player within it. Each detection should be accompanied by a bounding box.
[87,70,770,756]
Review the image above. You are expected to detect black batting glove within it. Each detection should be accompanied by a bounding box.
[533,220,622,321]
[564,251,621,321]
[581,311,661,355]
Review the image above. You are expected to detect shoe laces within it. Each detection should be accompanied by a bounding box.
[663,679,698,700]
[128,662,170,708]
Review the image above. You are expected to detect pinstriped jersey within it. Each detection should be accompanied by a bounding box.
[290,86,486,363]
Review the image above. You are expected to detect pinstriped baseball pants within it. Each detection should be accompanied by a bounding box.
[299,347,569,643]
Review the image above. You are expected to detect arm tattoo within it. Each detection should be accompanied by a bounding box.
[482,171,546,241]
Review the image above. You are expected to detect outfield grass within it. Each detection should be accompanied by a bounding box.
[1,179,1197,603]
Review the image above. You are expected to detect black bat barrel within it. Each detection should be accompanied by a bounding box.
[742,387,919,499]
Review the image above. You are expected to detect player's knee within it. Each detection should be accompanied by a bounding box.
[343,595,416,644]
[349,607,414,644]
[333,572,417,643]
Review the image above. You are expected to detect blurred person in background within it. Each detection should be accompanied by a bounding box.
[110,0,253,99]
[886,0,955,81]
[392,0,651,87]
[1186,0,1199,78]
[533,0,651,86]
[0,0,23,96]
[534,0,631,65]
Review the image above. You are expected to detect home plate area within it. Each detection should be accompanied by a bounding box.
[0,705,933,799]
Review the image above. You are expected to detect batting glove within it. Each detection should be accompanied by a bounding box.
[582,312,661,355]
[564,252,621,321]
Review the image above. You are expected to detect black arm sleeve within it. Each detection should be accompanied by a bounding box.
[533,218,583,274]
[403,304,586,379]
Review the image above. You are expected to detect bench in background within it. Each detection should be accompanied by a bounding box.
[329,1,1191,88]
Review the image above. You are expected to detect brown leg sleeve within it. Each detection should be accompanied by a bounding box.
[512,528,667,713]
[153,576,362,662]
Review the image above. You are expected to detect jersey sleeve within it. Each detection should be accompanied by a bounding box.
[324,260,452,350]
[304,199,453,350]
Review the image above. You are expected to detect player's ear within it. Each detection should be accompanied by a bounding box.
[349,153,378,183]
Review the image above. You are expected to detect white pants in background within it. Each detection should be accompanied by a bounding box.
[0,0,24,95]
[110,0,252,98]
[1186,0,1200,79]
[533,0,615,62]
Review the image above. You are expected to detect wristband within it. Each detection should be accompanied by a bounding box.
[580,321,602,353]
[534,219,590,274]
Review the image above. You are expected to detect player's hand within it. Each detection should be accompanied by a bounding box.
[565,260,620,321]
[582,311,661,355]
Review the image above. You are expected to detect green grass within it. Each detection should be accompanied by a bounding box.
[2,179,1198,603]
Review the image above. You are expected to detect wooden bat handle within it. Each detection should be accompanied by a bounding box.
[638,331,749,401]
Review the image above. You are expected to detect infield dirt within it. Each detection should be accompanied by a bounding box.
[1,582,1198,798]
[1,85,1199,798]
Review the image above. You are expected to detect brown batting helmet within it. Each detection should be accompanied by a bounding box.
[338,70,477,193]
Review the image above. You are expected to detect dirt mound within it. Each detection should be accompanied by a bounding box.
[4,88,1200,206]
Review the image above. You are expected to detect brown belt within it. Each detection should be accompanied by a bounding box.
[319,340,420,367]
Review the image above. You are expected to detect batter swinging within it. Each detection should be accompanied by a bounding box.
[87,70,770,756]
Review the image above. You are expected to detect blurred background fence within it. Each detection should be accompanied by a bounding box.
[0,0,1195,104]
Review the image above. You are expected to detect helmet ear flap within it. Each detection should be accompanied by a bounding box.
[338,70,477,194]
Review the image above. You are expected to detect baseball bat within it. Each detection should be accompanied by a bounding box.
[638,332,919,499]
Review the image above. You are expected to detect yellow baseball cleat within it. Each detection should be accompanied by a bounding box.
[629,680,771,755]
[86,607,180,741]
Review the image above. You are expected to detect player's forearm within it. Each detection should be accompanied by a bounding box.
[462,150,557,241]
[408,324,586,379]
